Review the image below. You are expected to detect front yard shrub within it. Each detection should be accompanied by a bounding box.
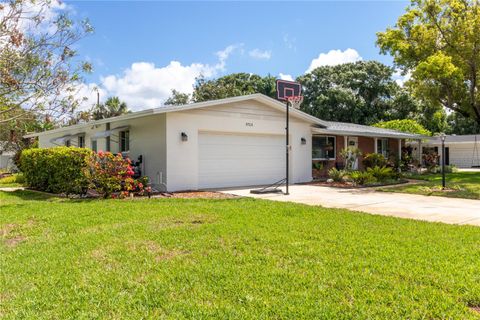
[349,171,376,186]
[340,147,362,171]
[362,153,388,169]
[84,151,147,198]
[366,166,394,182]
[328,168,346,182]
[20,147,92,194]
[423,153,440,172]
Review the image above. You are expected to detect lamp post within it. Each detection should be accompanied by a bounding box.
[440,133,446,189]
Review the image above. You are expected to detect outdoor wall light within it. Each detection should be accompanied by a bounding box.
[181,132,188,142]
[301,137,307,145]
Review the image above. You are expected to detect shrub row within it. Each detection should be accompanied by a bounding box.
[20,147,93,195]
[20,147,149,198]
[328,166,399,186]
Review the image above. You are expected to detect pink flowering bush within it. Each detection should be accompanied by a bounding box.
[85,151,147,198]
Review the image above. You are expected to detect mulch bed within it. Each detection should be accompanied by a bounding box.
[0,173,12,179]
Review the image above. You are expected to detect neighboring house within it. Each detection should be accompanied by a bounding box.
[409,135,480,168]
[0,142,15,170]
[25,94,421,191]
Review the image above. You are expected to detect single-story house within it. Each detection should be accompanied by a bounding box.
[0,142,15,170]
[25,94,422,191]
[408,134,480,168]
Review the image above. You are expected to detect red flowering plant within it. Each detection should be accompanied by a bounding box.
[85,151,147,198]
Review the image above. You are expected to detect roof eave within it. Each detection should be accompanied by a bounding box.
[312,128,425,139]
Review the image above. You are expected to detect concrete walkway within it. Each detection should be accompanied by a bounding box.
[222,185,480,227]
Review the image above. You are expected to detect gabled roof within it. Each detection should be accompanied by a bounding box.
[24,94,327,138]
[313,121,425,139]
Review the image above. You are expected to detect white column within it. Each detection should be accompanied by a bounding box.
[418,139,422,164]
[344,136,348,150]
[398,138,402,160]
[374,137,378,154]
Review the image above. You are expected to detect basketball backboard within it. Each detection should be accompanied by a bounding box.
[276,79,302,101]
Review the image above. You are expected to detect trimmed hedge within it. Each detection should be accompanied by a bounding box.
[20,147,93,195]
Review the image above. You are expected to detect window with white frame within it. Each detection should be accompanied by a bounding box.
[91,139,97,152]
[78,135,85,148]
[312,136,336,160]
[65,139,71,147]
[119,130,130,152]
[377,138,389,157]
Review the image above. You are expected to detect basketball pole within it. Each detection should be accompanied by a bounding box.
[285,99,290,195]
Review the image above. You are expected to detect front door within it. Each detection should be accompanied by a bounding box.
[347,137,359,169]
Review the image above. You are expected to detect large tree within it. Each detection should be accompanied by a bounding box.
[297,61,420,125]
[0,0,93,125]
[377,0,480,126]
[373,119,432,136]
[90,97,130,120]
[164,89,191,106]
[192,73,277,102]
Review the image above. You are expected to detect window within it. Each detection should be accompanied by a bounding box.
[65,139,71,147]
[377,138,389,157]
[119,130,130,152]
[78,135,85,148]
[312,136,336,160]
[91,139,97,152]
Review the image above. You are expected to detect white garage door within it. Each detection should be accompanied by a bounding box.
[198,132,285,189]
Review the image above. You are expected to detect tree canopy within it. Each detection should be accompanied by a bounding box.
[90,97,130,120]
[373,119,432,136]
[377,0,480,126]
[164,90,191,106]
[0,0,93,124]
[192,73,277,102]
[297,61,420,125]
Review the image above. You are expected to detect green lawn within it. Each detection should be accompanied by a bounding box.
[1,191,480,319]
[0,174,25,188]
[379,172,480,200]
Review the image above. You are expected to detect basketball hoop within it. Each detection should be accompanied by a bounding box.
[286,95,304,109]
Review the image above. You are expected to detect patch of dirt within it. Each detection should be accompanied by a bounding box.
[0,224,17,237]
[4,236,25,248]
[128,240,189,261]
[1,223,27,248]
[469,306,480,314]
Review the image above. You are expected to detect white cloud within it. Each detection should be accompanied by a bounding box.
[279,73,294,81]
[100,61,215,110]
[393,69,412,87]
[78,44,239,111]
[74,83,108,111]
[306,48,362,73]
[283,33,297,51]
[215,43,243,71]
[249,49,271,60]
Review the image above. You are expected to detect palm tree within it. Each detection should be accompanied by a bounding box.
[91,97,129,120]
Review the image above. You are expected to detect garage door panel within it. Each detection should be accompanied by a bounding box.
[198,132,285,188]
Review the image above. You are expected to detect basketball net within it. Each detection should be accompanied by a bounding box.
[287,96,304,109]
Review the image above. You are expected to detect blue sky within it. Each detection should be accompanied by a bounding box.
[67,1,410,109]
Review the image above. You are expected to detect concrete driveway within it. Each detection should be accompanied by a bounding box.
[222,185,480,227]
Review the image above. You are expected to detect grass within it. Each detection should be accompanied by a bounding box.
[379,172,480,200]
[1,190,480,319]
[0,173,25,188]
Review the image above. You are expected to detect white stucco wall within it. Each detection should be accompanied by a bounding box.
[165,100,313,191]
[37,114,167,184]
[446,143,479,168]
